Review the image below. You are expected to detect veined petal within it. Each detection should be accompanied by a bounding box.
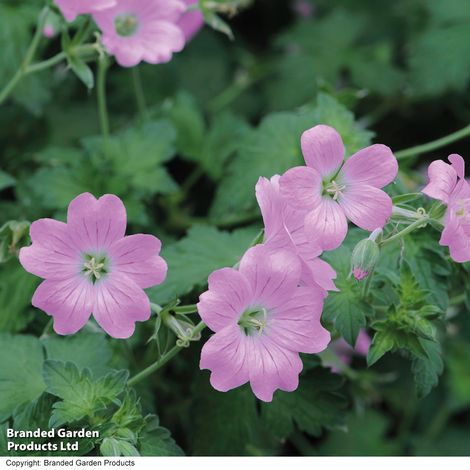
[269,287,330,354]
[422,160,458,204]
[200,324,250,392]
[301,125,344,177]
[303,257,338,292]
[92,272,150,339]
[67,193,127,252]
[304,199,348,251]
[109,234,167,289]
[279,166,323,211]
[197,268,252,332]
[339,184,393,231]
[449,154,466,179]
[238,245,302,309]
[19,219,80,280]
[340,144,398,188]
[248,337,303,402]
[32,278,93,335]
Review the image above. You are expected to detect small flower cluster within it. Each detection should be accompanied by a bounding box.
[422,154,470,263]
[198,124,399,401]
[54,0,203,67]
[20,122,470,401]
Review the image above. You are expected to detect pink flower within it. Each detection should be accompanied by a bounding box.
[178,0,204,41]
[93,0,186,67]
[255,175,337,296]
[43,24,56,39]
[293,0,314,18]
[326,329,371,373]
[19,193,167,339]
[422,154,470,262]
[54,0,117,22]
[198,245,330,402]
[279,125,398,251]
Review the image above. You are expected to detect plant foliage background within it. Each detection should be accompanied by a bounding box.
[1,0,470,457]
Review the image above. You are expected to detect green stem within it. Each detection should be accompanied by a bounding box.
[380,217,429,247]
[40,318,53,339]
[362,268,375,299]
[127,321,206,386]
[97,57,110,138]
[131,67,147,120]
[0,6,49,106]
[395,123,470,160]
[173,304,198,315]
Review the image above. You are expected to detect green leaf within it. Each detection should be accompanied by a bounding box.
[101,438,140,457]
[43,361,128,427]
[367,327,396,366]
[0,171,15,191]
[0,260,38,333]
[319,410,399,456]
[42,332,113,378]
[139,416,184,456]
[322,240,369,346]
[148,225,259,304]
[261,368,347,439]
[0,334,46,421]
[191,382,260,455]
[411,339,443,398]
[211,94,372,219]
[67,55,94,90]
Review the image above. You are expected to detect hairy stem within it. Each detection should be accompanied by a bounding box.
[396,123,470,160]
[131,67,147,120]
[97,57,110,138]
[127,321,206,386]
[0,6,49,106]
[380,216,430,247]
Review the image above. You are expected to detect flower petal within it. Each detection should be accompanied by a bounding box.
[269,287,331,354]
[238,245,302,309]
[32,278,93,335]
[109,234,167,289]
[301,125,344,177]
[339,184,393,231]
[304,199,348,251]
[200,324,250,392]
[279,166,323,211]
[248,337,303,402]
[449,154,466,179]
[340,144,398,188]
[422,160,458,204]
[67,193,127,252]
[19,219,79,280]
[197,268,252,332]
[303,257,338,292]
[92,272,150,339]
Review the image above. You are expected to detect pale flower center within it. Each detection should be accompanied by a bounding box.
[455,199,470,235]
[82,255,108,282]
[115,13,139,37]
[324,180,346,200]
[238,307,269,336]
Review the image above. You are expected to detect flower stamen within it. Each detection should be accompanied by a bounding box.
[83,256,106,281]
[238,307,269,336]
[114,13,139,37]
[325,180,346,200]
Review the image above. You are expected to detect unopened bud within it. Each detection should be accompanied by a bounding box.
[351,233,380,282]
[163,314,201,347]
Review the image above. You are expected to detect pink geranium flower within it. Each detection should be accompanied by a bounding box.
[279,125,398,251]
[256,175,337,296]
[198,245,330,402]
[178,0,204,41]
[54,0,117,22]
[422,154,470,263]
[19,193,167,339]
[93,0,186,67]
[325,329,371,373]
